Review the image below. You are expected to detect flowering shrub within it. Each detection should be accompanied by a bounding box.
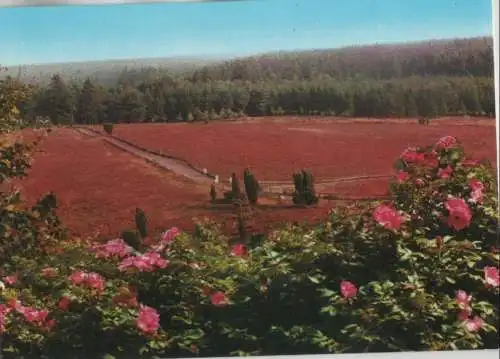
[0,132,498,358]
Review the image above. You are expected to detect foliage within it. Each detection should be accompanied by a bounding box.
[230,173,241,203]
[0,75,33,134]
[103,122,114,135]
[243,168,260,205]
[292,170,319,206]
[135,208,149,239]
[0,81,498,356]
[13,38,496,125]
[121,229,141,251]
[209,184,217,202]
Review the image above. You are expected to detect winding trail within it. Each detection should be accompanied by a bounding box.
[73,126,393,201]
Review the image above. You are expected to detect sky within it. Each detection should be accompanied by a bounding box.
[0,0,494,65]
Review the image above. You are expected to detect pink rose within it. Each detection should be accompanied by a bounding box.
[464,316,483,332]
[136,305,160,334]
[160,227,180,243]
[437,166,453,179]
[340,280,358,299]
[0,304,11,333]
[415,178,426,187]
[469,179,485,204]
[21,307,49,324]
[94,238,132,259]
[400,148,425,164]
[435,135,457,149]
[86,272,106,292]
[68,271,106,292]
[455,290,471,310]
[457,308,471,321]
[231,243,247,257]
[484,266,499,287]
[470,179,484,192]
[118,252,168,272]
[3,274,18,286]
[395,170,409,183]
[444,198,472,230]
[210,291,229,306]
[57,297,71,311]
[373,204,403,230]
[68,271,87,285]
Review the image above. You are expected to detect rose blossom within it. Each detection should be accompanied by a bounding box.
[469,179,485,204]
[160,227,180,243]
[86,273,106,292]
[400,147,425,164]
[231,243,247,257]
[373,204,403,230]
[464,316,483,332]
[20,306,49,324]
[68,271,106,292]
[94,238,133,259]
[457,308,471,321]
[0,304,11,333]
[484,266,499,287]
[3,274,18,285]
[395,170,409,183]
[435,135,457,149]
[68,271,87,285]
[437,166,453,179]
[455,290,472,310]
[210,291,229,306]
[143,252,169,268]
[415,178,426,187]
[422,151,440,168]
[118,252,168,272]
[444,198,472,230]
[58,297,71,311]
[136,305,160,334]
[340,280,358,299]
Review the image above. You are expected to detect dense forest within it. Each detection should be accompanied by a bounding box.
[5,36,496,124]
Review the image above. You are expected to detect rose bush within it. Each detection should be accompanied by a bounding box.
[0,123,498,357]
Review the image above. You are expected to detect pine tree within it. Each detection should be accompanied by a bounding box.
[134,207,148,239]
[231,172,241,201]
[243,168,260,205]
[76,78,102,125]
[43,74,74,124]
[210,184,217,202]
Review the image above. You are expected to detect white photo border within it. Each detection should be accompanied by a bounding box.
[1,1,499,359]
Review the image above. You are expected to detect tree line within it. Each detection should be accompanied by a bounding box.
[6,36,495,125]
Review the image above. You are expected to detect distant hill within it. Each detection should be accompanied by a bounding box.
[190,36,494,82]
[1,36,493,86]
[1,56,226,85]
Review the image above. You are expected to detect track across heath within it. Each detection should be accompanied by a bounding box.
[74,126,393,201]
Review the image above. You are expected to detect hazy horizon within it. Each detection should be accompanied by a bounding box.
[0,0,493,67]
[3,34,493,68]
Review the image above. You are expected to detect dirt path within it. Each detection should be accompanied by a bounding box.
[73,126,392,201]
[75,127,214,185]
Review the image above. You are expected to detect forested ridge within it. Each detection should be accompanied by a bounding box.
[5,36,495,125]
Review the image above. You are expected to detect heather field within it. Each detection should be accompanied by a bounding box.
[96,117,497,182]
[10,117,494,239]
[11,128,337,238]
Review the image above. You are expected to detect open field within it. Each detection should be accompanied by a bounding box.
[9,117,497,239]
[11,128,337,238]
[94,117,497,183]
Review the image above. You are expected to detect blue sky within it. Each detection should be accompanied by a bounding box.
[0,0,494,65]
